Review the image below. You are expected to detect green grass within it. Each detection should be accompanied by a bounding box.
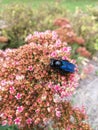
[0,0,98,11]
[62,0,98,11]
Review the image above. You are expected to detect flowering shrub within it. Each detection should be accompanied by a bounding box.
[54,18,85,45]
[0,31,92,130]
[0,3,68,49]
[76,47,91,58]
[70,8,98,56]
[53,18,91,59]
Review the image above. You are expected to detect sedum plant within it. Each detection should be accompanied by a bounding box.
[0,31,92,130]
[53,18,92,59]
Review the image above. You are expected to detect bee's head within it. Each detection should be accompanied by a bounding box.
[50,58,62,68]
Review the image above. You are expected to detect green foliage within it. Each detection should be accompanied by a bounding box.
[0,125,18,130]
[0,4,34,48]
[87,6,98,21]
[33,3,68,32]
[0,125,8,130]
[70,8,98,55]
[96,70,98,76]
[0,3,68,49]
[70,43,80,59]
[94,39,98,50]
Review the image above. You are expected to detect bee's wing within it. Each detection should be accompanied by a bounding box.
[60,61,75,73]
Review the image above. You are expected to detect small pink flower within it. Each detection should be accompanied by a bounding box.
[16,75,24,80]
[7,80,14,85]
[1,80,6,86]
[25,34,32,42]
[62,56,68,60]
[15,93,22,99]
[62,47,71,52]
[50,51,57,57]
[16,106,24,113]
[35,109,40,113]
[28,66,33,71]
[9,86,15,94]
[66,126,71,130]
[54,85,60,92]
[8,115,12,121]
[61,91,66,98]
[2,120,7,126]
[80,106,86,115]
[52,31,58,40]
[56,110,61,118]
[26,118,32,125]
[55,39,61,47]
[48,82,52,88]
[43,118,49,125]
[14,117,21,125]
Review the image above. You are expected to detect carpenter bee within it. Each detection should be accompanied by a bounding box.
[50,58,76,74]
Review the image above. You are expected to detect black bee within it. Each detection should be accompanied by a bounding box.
[50,58,76,74]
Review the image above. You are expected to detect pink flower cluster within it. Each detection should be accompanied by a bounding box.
[0,31,91,130]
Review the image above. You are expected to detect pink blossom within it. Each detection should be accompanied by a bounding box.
[56,110,61,118]
[43,118,49,125]
[65,24,71,28]
[62,47,71,52]
[62,56,68,60]
[2,120,8,126]
[35,109,40,113]
[73,105,86,115]
[0,86,5,91]
[52,31,58,40]
[33,31,40,38]
[61,91,67,98]
[50,51,57,57]
[66,32,74,37]
[53,94,61,103]
[55,39,61,47]
[16,106,24,113]
[8,115,12,121]
[54,85,60,92]
[8,81,14,85]
[9,95,14,100]
[25,34,32,42]
[66,126,71,130]
[0,113,4,118]
[14,117,21,125]
[16,75,24,80]
[48,82,53,88]
[28,66,33,71]
[26,118,32,125]
[1,80,7,86]
[15,93,22,99]
[9,86,15,94]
